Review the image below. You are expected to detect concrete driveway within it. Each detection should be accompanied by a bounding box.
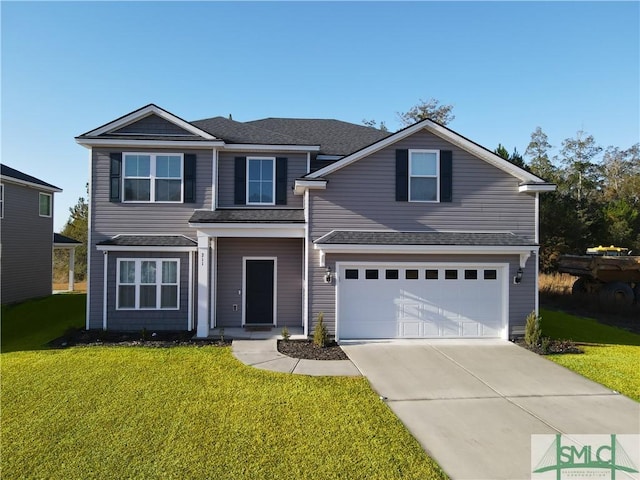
[341,340,640,480]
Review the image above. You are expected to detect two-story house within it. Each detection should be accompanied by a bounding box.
[76,104,554,341]
[1,164,62,304]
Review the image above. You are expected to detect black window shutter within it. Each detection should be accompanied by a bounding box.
[184,154,196,203]
[109,153,122,202]
[395,149,409,201]
[234,157,246,205]
[275,157,288,205]
[440,150,453,202]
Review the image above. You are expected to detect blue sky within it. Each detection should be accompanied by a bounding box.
[2,1,638,231]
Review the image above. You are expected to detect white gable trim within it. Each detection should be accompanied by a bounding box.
[308,119,547,184]
[80,104,218,140]
[0,175,62,193]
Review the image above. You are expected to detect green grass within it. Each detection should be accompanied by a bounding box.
[1,296,446,480]
[2,294,86,353]
[540,308,640,401]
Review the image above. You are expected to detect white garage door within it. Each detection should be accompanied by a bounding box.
[337,263,507,340]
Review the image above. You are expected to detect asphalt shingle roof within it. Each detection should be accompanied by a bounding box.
[314,231,535,246]
[1,164,61,191]
[246,118,391,156]
[54,233,81,245]
[191,117,307,145]
[189,209,305,224]
[98,235,196,247]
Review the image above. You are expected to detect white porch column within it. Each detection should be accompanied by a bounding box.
[196,234,210,337]
[68,248,76,292]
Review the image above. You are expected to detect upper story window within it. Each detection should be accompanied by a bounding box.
[247,157,275,205]
[123,153,183,202]
[39,192,52,217]
[409,150,439,202]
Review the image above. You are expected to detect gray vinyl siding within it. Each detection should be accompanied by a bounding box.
[307,129,538,337]
[87,148,211,329]
[309,251,536,339]
[309,130,536,241]
[215,238,303,328]
[217,152,307,208]
[105,251,191,331]
[1,182,54,304]
[111,115,196,136]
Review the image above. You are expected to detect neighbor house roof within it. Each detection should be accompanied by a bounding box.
[314,231,536,247]
[1,164,62,192]
[189,209,305,224]
[54,233,82,245]
[97,235,197,247]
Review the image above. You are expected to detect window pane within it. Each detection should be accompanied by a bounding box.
[405,269,419,280]
[248,159,261,180]
[141,261,156,284]
[248,181,261,203]
[39,194,51,216]
[156,156,181,178]
[410,177,437,201]
[465,269,478,280]
[124,179,150,201]
[155,179,181,201]
[118,285,135,308]
[410,152,437,175]
[125,155,150,177]
[260,180,273,203]
[261,160,273,181]
[161,285,178,308]
[445,269,458,280]
[484,269,497,280]
[140,285,157,308]
[365,269,379,280]
[162,261,177,283]
[345,269,358,279]
[385,269,399,280]
[119,261,136,283]
[425,269,438,279]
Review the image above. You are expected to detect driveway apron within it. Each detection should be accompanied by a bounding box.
[342,340,640,480]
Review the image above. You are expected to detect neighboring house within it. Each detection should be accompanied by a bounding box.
[76,104,555,341]
[1,164,62,304]
[53,233,82,292]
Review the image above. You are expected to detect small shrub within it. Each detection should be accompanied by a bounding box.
[524,311,542,347]
[218,327,225,343]
[313,312,328,348]
[281,326,290,342]
[541,336,551,354]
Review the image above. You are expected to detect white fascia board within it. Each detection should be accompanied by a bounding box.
[518,183,557,193]
[294,179,327,195]
[313,243,538,256]
[191,223,305,238]
[0,176,62,193]
[81,104,218,139]
[75,138,224,149]
[96,245,197,252]
[222,144,321,152]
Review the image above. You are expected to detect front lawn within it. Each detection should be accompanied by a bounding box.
[1,296,446,480]
[541,308,640,401]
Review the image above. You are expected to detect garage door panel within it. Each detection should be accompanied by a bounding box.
[338,264,506,340]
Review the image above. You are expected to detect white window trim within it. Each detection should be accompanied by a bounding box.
[122,152,184,203]
[408,149,440,203]
[39,192,52,217]
[116,258,180,310]
[246,156,276,206]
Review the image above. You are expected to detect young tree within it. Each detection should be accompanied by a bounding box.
[525,127,556,181]
[397,98,455,126]
[57,187,89,280]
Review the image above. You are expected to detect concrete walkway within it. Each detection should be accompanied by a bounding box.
[341,340,640,480]
[232,338,361,376]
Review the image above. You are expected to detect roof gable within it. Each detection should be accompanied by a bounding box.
[307,119,547,184]
[78,104,217,140]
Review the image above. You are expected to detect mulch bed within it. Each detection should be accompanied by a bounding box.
[277,340,348,360]
[515,338,583,355]
[48,328,230,348]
